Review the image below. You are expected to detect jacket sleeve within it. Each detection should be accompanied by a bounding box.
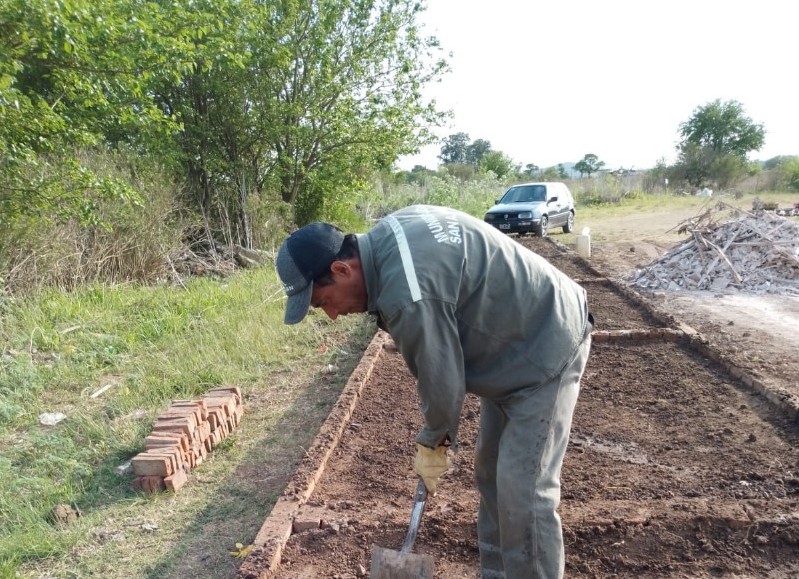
[384,298,466,449]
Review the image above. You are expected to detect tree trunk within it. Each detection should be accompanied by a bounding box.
[236,174,252,249]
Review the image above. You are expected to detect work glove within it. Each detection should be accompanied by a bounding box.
[414,443,451,495]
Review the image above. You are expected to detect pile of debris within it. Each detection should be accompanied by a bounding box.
[628,201,799,295]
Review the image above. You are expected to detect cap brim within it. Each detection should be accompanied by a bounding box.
[284,282,313,325]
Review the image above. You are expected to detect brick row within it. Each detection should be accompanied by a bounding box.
[132,386,244,493]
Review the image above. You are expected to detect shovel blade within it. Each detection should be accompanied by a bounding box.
[370,546,435,579]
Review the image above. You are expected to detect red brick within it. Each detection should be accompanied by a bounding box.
[153,417,194,436]
[207,386,242,404]
[157,411,198,431]
[146,431,191,453]
[144,476,166,493]
[164,468,188,491]
[131,453,173,477]
[170,400,208,421]
[144,434,182,450]
[203,394,236,417]
[146,447,184,473]
[133,475,166,493]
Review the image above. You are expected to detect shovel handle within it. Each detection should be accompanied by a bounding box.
[400,479,428,553]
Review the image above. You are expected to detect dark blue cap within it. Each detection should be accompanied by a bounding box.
[276,223,344,324]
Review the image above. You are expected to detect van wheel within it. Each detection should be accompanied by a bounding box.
[562,212,575,233]
[534,215,549,237]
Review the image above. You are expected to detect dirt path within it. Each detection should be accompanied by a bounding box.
[237,235,799,579]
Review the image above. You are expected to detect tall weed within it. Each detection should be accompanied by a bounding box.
[0,148,187,294]
[357,172,505,226]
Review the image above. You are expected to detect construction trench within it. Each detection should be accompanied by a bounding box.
[237,237,799,579]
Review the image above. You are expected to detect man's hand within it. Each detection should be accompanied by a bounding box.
[414,443,451,495]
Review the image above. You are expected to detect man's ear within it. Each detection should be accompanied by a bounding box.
[329,260,350,277]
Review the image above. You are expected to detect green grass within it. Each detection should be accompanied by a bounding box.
[0,266,374,578]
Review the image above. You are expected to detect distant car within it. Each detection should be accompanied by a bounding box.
[483,182,575,237]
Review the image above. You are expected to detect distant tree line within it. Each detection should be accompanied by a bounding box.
[408,98,790,192]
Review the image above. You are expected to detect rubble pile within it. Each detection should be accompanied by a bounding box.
[628,201,799,295]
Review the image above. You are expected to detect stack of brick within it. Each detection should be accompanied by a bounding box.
[131,386,243,493]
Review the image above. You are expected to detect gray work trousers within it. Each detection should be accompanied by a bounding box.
[475,332,591,579]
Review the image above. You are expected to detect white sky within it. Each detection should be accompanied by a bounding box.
[398,0,797,171]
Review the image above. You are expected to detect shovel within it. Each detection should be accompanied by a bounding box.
[370,478,435,578]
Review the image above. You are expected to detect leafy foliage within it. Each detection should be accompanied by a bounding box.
[678,99,765,159]
[674,99,765,187]
[479,150,516,179]
[0,148,183,293]
[438,132,471,165]
[523,163,540,176]
[155,0,448,234]
[0,0,195,227]
[465,139,492,166]
[2,0,448,263]
[437,133,522,177]
[573,153,605,177]
[763,155,798,170]
[776,157,799,192]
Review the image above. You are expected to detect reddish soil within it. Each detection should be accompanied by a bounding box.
[239,237,799,579]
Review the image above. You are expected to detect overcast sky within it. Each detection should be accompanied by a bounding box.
[397,0,797,171]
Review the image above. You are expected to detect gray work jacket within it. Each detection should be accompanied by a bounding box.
[357,205,589,448]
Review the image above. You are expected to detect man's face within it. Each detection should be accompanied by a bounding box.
[310,259,368,321]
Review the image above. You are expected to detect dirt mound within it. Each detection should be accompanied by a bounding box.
[627,202,799,295]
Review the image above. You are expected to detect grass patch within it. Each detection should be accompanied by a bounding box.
[1,266,375,578]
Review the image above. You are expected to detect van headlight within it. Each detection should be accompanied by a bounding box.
[484,214,495,221]
[517,211,533,219]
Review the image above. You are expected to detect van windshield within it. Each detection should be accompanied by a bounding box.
[500,185,546,203]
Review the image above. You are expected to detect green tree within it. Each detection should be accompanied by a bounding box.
[524,163,539,176]
[679,99,764,158]
[2,0,448,242]
[439,132,470,164]
[763,155,797,170]
[540,166,559,180]
[151,0,276,245]
[675,99,765,187]
[443,162,476,181]
[0,0,192,226]
[264,0,447,225]
[479,150,514,179]
[404,165,436,185]
[573,154,604,177]
[642,158,671,192]
[155,0,448,235]
[465,139,492,166]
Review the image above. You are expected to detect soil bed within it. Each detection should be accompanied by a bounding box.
[240,237,799,579]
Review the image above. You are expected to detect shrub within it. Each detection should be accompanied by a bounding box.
[778,158,799,192]
[0,148,186,294]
